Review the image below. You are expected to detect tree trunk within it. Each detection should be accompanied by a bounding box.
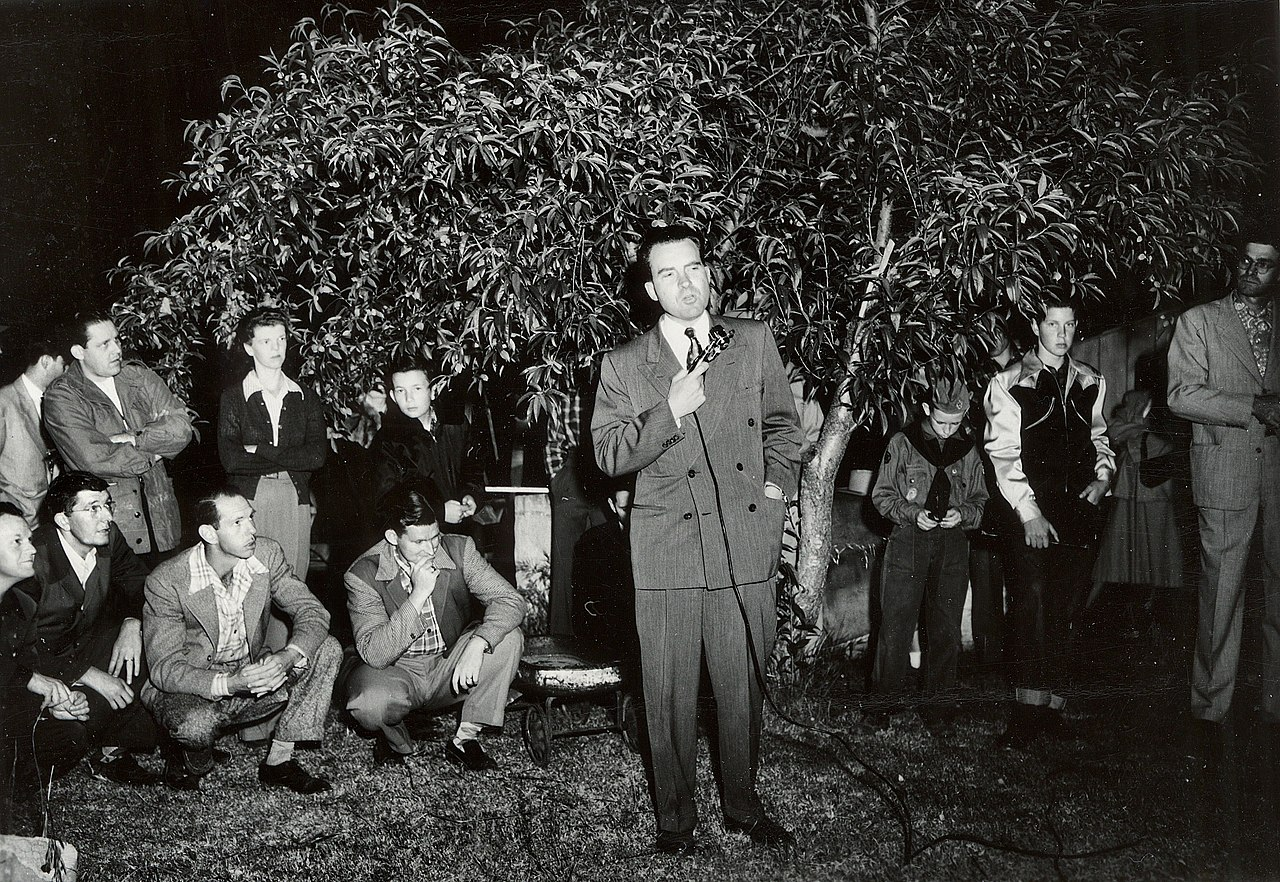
[792,185,893,636]
[794,379,859,626]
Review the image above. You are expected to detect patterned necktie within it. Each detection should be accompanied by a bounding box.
[685,327,703,370]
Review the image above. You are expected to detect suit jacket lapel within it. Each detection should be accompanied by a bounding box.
[243,568,270,650]
[1267,299,1280,393]
[187,579,223,648]
[1217,297,1264,383]
[696,326,744,439]
[637,325,679,403]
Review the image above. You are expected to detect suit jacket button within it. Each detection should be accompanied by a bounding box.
[683,512,692,520]
[748,418,756,427]
[736,463,744,471]
[134,511,142,517]
[687,469,696,478]
[748,503,757,512]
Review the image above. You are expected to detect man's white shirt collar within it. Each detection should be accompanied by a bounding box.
[57,530,98,588]
[659,312,712,366]
[19,374,44,415]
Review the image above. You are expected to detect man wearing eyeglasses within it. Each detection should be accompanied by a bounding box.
[1169,227,1280,760]
[28,471,158,784]
[342,481,525,771]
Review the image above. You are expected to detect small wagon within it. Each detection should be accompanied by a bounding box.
[515,635,640,767]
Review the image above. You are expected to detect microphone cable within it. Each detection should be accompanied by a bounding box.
[686,350,1145,867]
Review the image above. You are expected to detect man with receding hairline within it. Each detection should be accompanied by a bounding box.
[141,489,340,792]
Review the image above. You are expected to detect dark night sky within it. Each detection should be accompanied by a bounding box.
[0,0,1274,373]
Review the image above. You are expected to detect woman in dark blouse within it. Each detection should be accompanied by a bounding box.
[217,307,327,580]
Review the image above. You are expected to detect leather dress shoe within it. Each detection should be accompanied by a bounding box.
[654,831,696,857]
[373,737,410,767]
[443,739,498,771]
[258,759,332,794]
[163,759,203,792]
[725,814,795,849]
[88,754,161,787]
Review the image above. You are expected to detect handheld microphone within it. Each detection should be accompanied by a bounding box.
[687,325,734,370]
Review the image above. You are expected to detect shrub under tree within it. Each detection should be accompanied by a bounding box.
[112,0,1260,649]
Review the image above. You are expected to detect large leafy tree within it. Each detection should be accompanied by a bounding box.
[113,0,1258,640]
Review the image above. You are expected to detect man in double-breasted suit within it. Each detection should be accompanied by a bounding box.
[592,223,803,855]
[0,335,65,527]
[1169,231,1280,736]
[141,489,341,792]
[29,472,156,783]
[44,312,193,559]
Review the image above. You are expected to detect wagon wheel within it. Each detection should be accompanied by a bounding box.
[522,700,554,767]
[617,692,641,754]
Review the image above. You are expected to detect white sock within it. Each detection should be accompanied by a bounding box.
[265,739,294,766]
[453,722,482,748]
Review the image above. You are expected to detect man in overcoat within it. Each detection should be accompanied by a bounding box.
[43,312,193,558]
[1168,229,1280,743]
[592,223,803,855]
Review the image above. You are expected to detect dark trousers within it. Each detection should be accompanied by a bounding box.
[548,459,604,635]
[968,533,1008,662]
[635,581,774,836]
[1007,539,1098,707]
[52,634,156,766]
[873,526,969,698]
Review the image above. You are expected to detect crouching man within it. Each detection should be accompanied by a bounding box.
[344,482,525,771]
[140,489,341,792]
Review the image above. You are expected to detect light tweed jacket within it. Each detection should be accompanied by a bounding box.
[1168,294,1280,511]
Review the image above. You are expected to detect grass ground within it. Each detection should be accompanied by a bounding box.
[36,598,1275,881]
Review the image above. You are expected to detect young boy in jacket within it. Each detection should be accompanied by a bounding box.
[870,381,987,732]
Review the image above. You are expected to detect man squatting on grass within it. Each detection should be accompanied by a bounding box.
[140,489,341,792]
[342,481,526,771]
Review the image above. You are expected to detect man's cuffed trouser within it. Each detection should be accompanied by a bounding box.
[1007,541,1097,708]
[874,525,969,698]
[635,580,774,837]
[345,627,523,755]
[143,636,341,773]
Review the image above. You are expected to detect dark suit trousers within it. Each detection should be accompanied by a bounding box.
[51,630,155,765]
[1193,464,1280,721]
[635,580,774,836]
[873,526,969,698]
[548,459,604,636]
[1008,540,1097,707]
